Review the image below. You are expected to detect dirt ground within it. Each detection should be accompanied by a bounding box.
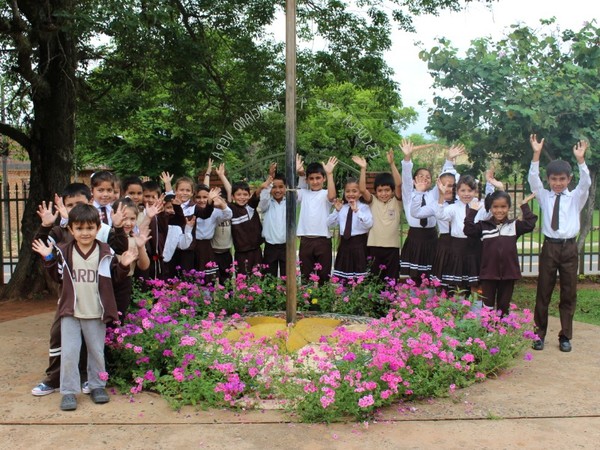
[1,300,600,449]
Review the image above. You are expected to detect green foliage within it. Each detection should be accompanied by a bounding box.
[420,19,600,175]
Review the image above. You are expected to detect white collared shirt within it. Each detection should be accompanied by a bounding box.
[259,187,287,244]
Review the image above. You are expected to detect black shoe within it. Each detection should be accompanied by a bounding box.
[60,394,77,411]
[532,339,544,351]
[559,338,572,353]
[91,388,110,404]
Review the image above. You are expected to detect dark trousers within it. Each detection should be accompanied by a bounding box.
[234,248,262,275]
[213,250,233,285]
[299,236,332,284]
[480,279,515,316]
[368,246,400,281]
[534,240,578,340]
[263,242,286,277]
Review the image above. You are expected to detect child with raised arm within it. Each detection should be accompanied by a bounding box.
[528,135,591,352]
[90,171,117,226]
[212,164,234,284]
[32,204,137,411]
[464,191,538,316]
[327,178,373,281]
[258,163,288,277]
[400,140,463,285]
[297,156,338,284]
[353,151,402,281]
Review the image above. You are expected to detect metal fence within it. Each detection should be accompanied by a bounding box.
[1,180,598,281]
[1,181,28,283]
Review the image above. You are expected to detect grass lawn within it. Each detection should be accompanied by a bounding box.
[512,279,600,326]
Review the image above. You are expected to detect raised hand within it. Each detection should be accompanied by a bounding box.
[54,194,69,220]
[160,171,173,192]
[296,154,305,175]
[32,239,53,258]
[333,198,344,211]
[144,200,163,219]
[529,134,544,155]
[111,202,127,228]
[323,156,338,174]
[400,138,414,160]
[386,149,396,165]
[447,143,466,161]
[215,163,226,178]
[206,158,214,175]
[436,178,453,200]
[352,155,367,170]
[133,228,150,249]
[120,248,139,267]
[519,192,537,206]
[262,174,274,189]
[37,201,58,227]
[469,198,483,210]
[208,187,222,204]
[268,162,277,178]
[185,216,196,228]
[485,168,504,191]
[347,198,358,212]
[573,140,588,164]
[414,179,430,192]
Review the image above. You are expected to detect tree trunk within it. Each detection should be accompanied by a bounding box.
[0,5,76,300]
[577,169,597,274]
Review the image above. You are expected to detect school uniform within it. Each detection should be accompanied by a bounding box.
[194,206,232,279]
[366,196,402,281]
[528,160,591,341]
[170,201,214,272]
[464,204,537,315]
[400,160,440,284]
[259,187,287,277]
[92,201,113,227]
[327,202,373,280]
[229,193,263,275]
[297,178,334,283]
[211,220,233,284]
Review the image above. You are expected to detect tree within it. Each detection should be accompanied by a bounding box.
[1,0,497,299]
[420,19,600,252]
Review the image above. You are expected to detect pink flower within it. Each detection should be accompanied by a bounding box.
[523,352,533,361]
[358,395,374,408]
[98,371,109,381]
[172,367,185,382]
[133,346,143,354]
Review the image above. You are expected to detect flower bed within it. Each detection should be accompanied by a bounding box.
[106,269,536,422]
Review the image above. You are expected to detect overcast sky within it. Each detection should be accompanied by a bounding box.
[390,0,592,135]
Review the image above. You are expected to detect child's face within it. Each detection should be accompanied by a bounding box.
[457,183,475,204]
[548,173,572,194]
[307,173,325,191]
[125,184,143,206]
[143,190,159,206]
[439,175,455,202]
[63,194,89,212]
[164,202,175,215]
[175,182,193,203]
[92,181,114,206]
[233,189,250,206]
[344,182,361,203]
[271,179,286,202]
[68,221,99,248]
[490,198,510,223]
[122,207,138,235]
[195,190,209,208]
[375,185,393,203]
[414,169,432,191]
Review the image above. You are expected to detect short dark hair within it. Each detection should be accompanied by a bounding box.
[121,176,143,193]
[413,167,431,181]
[373,172,395,191]
[273,173,287,185]
[306,162,326,177]
[457,174,478,191]
[90,170,116,189]
[195,183,210,194]
[485,190,512,212]
[62,183,92,202]
[546,160,572,178]
[164,193,176,203]
[68,204,100,227]
[142,180,161,194]
[112,196,138,214]
[231,181,250,195]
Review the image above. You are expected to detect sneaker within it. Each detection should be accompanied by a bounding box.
[60,394,77,411]
[82,381,91,395]
[559,337,572,353]
[32,382,56,396]
[532,339,544,351]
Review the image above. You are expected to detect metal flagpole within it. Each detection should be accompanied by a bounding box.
[285,0,297,324]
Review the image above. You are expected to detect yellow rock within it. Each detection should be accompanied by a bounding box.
[244,316,286,326]
[226,323,287,343]
[295,317,341,328]
[286,329,309,352]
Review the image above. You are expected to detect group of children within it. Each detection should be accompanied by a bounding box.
[30,134,591,410]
